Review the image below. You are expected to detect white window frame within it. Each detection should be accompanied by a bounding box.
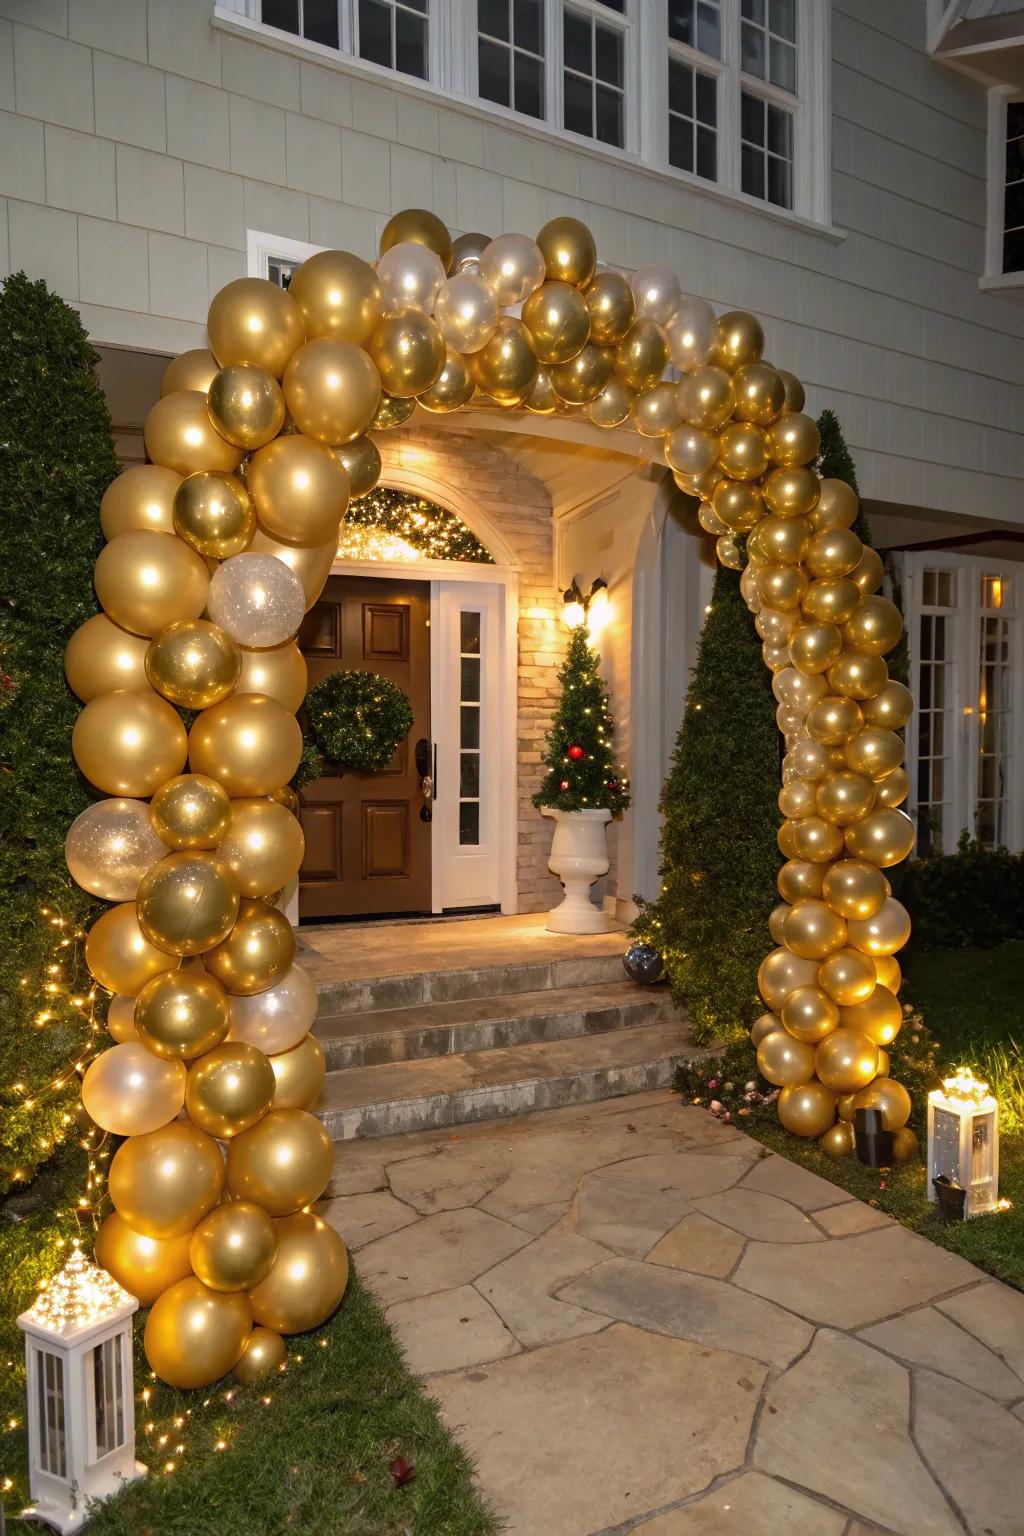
[982,84,1024,294]
[246,228,322,284]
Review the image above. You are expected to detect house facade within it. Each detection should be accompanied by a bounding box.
[1,0,1022,922]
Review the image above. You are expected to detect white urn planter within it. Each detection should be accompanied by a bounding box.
[542,807,612,934]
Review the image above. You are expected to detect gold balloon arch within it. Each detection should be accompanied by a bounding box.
[66,207,917,1390]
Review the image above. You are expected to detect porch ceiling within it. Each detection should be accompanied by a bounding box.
[930,0,1024,84]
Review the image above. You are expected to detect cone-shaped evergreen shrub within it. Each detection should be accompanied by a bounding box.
[533,627,630,814]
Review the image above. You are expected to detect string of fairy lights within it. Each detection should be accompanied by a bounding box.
[339,487,494,564]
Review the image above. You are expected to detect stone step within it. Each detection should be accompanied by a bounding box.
[317,1019,701,1141]
[312,950,625,1017]
[314,980,664,1070]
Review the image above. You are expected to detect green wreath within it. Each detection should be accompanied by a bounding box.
[305,669,414,775]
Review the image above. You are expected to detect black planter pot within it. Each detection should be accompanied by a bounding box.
[933,1174,967,1224]
[854,1106,894,1168]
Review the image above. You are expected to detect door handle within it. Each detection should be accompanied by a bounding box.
[415,737,432,822]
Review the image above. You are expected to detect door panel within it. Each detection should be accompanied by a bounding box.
[298,575,430,919]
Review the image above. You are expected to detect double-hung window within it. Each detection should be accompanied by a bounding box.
[259,0,429,79]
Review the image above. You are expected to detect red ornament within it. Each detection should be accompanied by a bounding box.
[567,744,585,761]
[559,779,570,792]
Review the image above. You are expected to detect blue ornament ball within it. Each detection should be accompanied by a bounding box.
[623,943,663,985]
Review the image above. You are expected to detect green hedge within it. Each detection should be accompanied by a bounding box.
[903,833,1024,950]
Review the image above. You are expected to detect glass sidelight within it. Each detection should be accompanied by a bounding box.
[459,610,482,845]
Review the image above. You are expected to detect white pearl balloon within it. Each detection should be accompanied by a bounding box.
[630,263,682,326]
[65,798,168,901]
[665,295,717,373]
[434,272,501,354]
[478,234,546,306]
[376,241,447,316]
[207,553,305,649]
[227,965,317,1055]
[82,1043,185,1137]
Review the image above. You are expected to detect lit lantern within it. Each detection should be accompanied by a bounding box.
[927,1068,999,1219]
[17,1247,145,1532]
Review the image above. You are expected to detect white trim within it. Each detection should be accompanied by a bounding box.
[246,228,322,277]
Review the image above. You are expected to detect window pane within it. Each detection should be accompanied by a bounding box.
[461,705,480,748]
[514,0,542,52]
[767,102,793,156]
[459,802,480,844]
[595,83,623,145]
[460,752,481,796]
[461,656,481,701]
[669,58,693,116]
[770,0,796,41]
[304,0,339,46]
[395,8,427,76]
[742,0,765,20]
[594,24,622,87]
[479,0,509,40]
[769,37,795,91]
[1003,227,1024,273]
[696,1,720,56]
[262,0,300,32]
[669,114,693,171]
[741,90,765,145]
[595,0,624,10]
[460,611,481,653]
[695,70,717,125]
[1008,99,1024,138]
[359,0,391,65]
[564,70,592,135]
[1007,133,1024,182]
[564,10,592,72]
[696,124,717,180]
[1004,181,1024,231]
[668,0,695,46]
[515,50,544,118]
[767,154,792,208]
[479,37,511,104]
[741,143,765,199]
[741,20,765,77]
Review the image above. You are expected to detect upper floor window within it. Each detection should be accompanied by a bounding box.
[1002,97,1024,274]
[360,0,428,77]
[563,3,627,147]
[477,1,545,120]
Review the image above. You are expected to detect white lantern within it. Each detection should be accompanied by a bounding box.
[17,1248,145,1532]
[927,1068,1000,1219]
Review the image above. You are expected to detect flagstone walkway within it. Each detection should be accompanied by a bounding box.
[321,1089,1024,1536]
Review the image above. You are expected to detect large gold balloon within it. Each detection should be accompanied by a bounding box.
[208,277,304,378]
[876,767,909,809]
[189,693,303,797]
[717,422,769,482]
[369,308,446,398]
[417,350,475,413]
[862,678,914,730]
[205,899,296,996]
[802,577,860,626]
[137,852,240,957]
[845,728,905,780]
[806,695,863,746]
[839,985,902,1046]
[380,207,453,271]
[713,480,763,534]
[135,968,231,1060]
[333,435,381,500]
[236,640,307,712]
[433,271,500,356]
[226,1109,333,1216]
[109,1119,224,1238]
[161,348,219,397]
[821,1120,855,1157]
[82,1042,186,1137]
[781,985,840,1043]
[851,1077,911,1131]
[65,797,167,902]
[173,472,255,559]
[269,1033,326,1111]
[822,859,888,921]
[100,465,182,539]
[550,342,613,404]
[818,947,877,1007]
[145,391,245,477]
[207,365,286,451]
[815,1027,879,1093]
[782,900,847,960]
[248,434,349,546]
[891,1127,919,1163]
[751,1011,783,1046]
[843,596,903,655]
[766,411,820,466]
[788,621,842,676]
[186,1041,276,1139]
[755,564,806,611]
[776,368,805,411]
[777,1080,836,1138]
[847,896,911,957]
[466,317,539,403]
[522,281,590,364]
[805,527,862,580]
[233,1327,286,1382]
[150,774,232,851]
[850,545,885,597]
[757,1031,815,1088]
[85,902,180,995]
[764,466,819,518]
[288,249,383,345]
[732,362,784,425]
[282,338,381,446]
[787,740,831,782]
[757,946,820,1009]
[792,815,844,863]
[808,478,858,532]
[874,954,902,993]
[816,770,877,826]
[666,424,717,478]
[748,515,808,565]
[189,1200,279,1292]
[65,613,150,701]
[827,649,888,701]
[217,798,305,899]
[146,619,241,710]
[613,320,668,393]
[249,525,337,611]
[249,1212,348,1335]
[95,1212,193,1307]
[844,808,916,868]
[94,529,210,638]
[585,271,636,346]
[714,310,764,369]
[537,216,597,288]
[678,366,735,431]
[228,965,317,1055]
[145,1276,252,1390]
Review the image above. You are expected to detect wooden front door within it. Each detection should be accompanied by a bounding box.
[297,575,431,919]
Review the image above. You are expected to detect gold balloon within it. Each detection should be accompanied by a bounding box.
[282,337,381,446]
[369,308,446,398]
[217,798,305,899]
[271,784,301,815]
[678,366,735,431]
[208,365,286,451]
[845,728,905,780]
[844,808,916,868]
[807,478,858,532]
[850,545,885,596]
[778,1080,836,1138]
[806,695,863,746]
[755,564,807,611]
[862,678,913,730]
[269,1033,326,1111]
[189,693,303,797]
[150,774,232,851]
[65,613,150,701]
[74,689,187,798]
[550,342,613,404]
[466,317,539,403]
[802,577,860,626]
[380,207,453,271]
[751,1010,783,1046]
[94,529,210,638]
[586,377,632,427]
[248,434,348,547]
[777,820,799,860]
[749,517,809,569]
[713,480,763,534]
[145,390,245,477]
[162,348,219,397]
[208,277,304,378]
[249,525,337,610]
[822,859,888,921]
[782,899,848,960]
[781,985,840,1043]
[333,435,381,499]
[816,770,877,826]
[714,310,764,369]
[779,780,816,818]
[768,900,790,945]
[189,1200,279,1291]
[717,423,769,482]
[847,896,911,958]
[821,1120,855,1158]
[787,739,831,781]
[371,392,416,430]
[613,320,668,393]
[732,362,784,425]
[818,947,877,1007]
[434,271,500,354]
[186,1041,276,1139]
[815,1027,879,1093]
[145,1276,252,1390]
[236,640,307,712]
[94,1212,193,1307]
[137,852,240,957]
[805,527,862,580]
[716,534,745,570]
[766,412,820,467]
[226,1108,332,1216]
[777,860,829,903]
[874,954,902,993]
[228,965,317,1055]
[843,596,903,655]
[417,349,475,412]
[839,986,902,1046]
[522,282,590,364]
[109,1119,224,1238]
[135,968,231,1060]
[249,1211,348,1334]
[81,1042,186,1137]
[100,465,182,539]
[106,994,138,1043]
[827,649,889,701]
[788,621,842,676]
[757,946,820,1009]
[205,899,296,996]
[85,902,180,995]
[891,1127,919,1163]
[536,216,596,287]
[792,815,844,863]
[763,466,819,518]
[876,767,909,808]
[776,369,805,411]
[288,250,383,344]
[851,1077,911,1131]
[146,619,241,710]
[666,424,717,478]
[585,270,636,346]
[173,472,255,559]
[757,1030,816,1088]
[233,1327,286,1383]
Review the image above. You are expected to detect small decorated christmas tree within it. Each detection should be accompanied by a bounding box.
[533,627,631,815]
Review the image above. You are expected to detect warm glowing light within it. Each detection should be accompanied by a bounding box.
[562,600,586,631]
[25,1247,134,1334]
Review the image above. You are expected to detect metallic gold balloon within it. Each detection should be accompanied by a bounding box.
[748,516,808,567]
[208,277,304,378]
[145,390,245,477]
[777,820,800,860]
[65,798,167,902]
[248,434,349,546]
[839,985,902,1045]
[537,216,597,288]
[755,564,806,611]
[248,525,337,611]
[417,349,475,412]
[815,1027,879,1093]
[806,695,863,746]
[716,534,745,571]
[821,1120,855,1157]
[288,250,383,344]
[891,1127,919,1163]
[766,412,820,468]
[732,362,784,425]
[145,1276,252,1389]
[106,994,138,1043]
[208,366,286,451]
[678,365,735,431]
[81,1040,185,1138]
[434,271,500,354]
[226,1108,332,1216]
[228,965,317,1055]
[778,1080,836,1138]
[173,472,255,559]
[136,852,240,957]
[189,693,303,797]
[333,435,381,500]
[808,478,858,532]
[109,1119,224,1238]
[788,622,843,676]
[135,968,231,1060]
[851,1077,911,1131]
[713,480,763,534]
[466,316,539,403]
[874,954,902,993]
[818,946,877,1007]
[827,650,889,702]
[875,767,909,809]
[205,899,296,996]
[844,808,915,868]
[843,596,903,656]
[862,679,913,730]
[550,342,614,404]
[271,784,301,815]
[65,613,149,701]
[269,1033,325,1111]
[821,859,888,921]
[751,1011,783,1046]
[95,1211,193,1307]
[613,320,668,393]
[717,422,769,482]
[380,207,453,271]
[781,985,840,1043]
[522,281,590,364]
[150,774,232,851]
[85,902,180,995]
[847,896,911,958]
[757,946,820,1009]
[186,1041,275,1139]
[816,770,877,827]
[370,392,416,430]
[585,270,636,346]
[764,466,819,518]
[233,1326,286,1383]
[100,465,182,539]
[802,577,860,626]
[845,728,905,781]
[782,900,848,960]
[73,690,187,798]
[249,1211,348,1334]
[283,338,381,446]
[714,310,764,369]
[850,545,885,597]
[217,798,305,900]
[189,1200,279,1292]
[805,527,862,581]
[162,348,219,397]
[146,619,241,710]
[776,369,805,412]
[587,377,632,426]
[757,1030,815,1088]
[792,815,844,863]
[779,781,816,819]
[666,424,717,478]
[236,640,307,712]
[368,308,446,398]
[94,529,210,638]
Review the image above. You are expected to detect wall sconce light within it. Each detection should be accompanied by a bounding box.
[562,577,609,636]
